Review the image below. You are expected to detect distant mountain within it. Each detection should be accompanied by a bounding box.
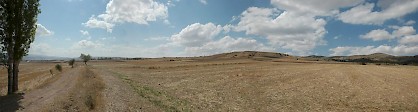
[23,54,71,60]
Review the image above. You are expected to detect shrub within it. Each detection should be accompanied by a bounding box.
[68,59,75,68]
[80,53,92,65]
[55,64,62,72]
[359,62,367,65]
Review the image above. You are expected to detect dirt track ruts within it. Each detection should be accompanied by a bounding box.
[17,67,81,111]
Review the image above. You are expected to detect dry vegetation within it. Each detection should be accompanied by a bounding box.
[1,53,418,111]
[93,58,418,111]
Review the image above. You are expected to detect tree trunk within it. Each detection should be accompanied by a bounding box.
[85,61,87,65]
[7,45,14,95]
[12,61,20,92]
[7,63,13,95]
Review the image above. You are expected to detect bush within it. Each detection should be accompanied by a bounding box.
[68,59,75,68]
[359,62,367,65]
[55,64,62,72]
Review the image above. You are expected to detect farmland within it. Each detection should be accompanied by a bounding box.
[1,53,418,111]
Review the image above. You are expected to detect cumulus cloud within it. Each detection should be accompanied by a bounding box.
[399,35,418,45]
[235,7,327,55]
[361,26,416,41]
[36,24,54,37]
[392,26,416,37]
[167,22,273,56]
[360,29,393,41]
[338,1,418,25]
[185,36,274,56]
[330,45,418,56]
[271,0,363,16]
[170,23,222,47]
[83,16,115,32]
[83,0,168,32]
[80,30,89,36]
[352,26,418,56]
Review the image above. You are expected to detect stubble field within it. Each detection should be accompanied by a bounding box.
[1,58,418,111]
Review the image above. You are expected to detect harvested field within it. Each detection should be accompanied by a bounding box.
[1,58,418,111]
[92,58,418,111]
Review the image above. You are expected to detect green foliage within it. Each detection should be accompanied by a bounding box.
[68,59,75,68]
[80,53,92,65]
[55,64,62,72]
[0,0,41,94]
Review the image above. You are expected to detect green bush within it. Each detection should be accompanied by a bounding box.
[55,64,62,72]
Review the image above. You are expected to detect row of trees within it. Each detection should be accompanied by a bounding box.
[0,0,41,94]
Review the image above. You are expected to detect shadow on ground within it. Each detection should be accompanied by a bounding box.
[0,93,24,112]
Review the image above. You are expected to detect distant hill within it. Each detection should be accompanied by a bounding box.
[196,51,292,60]
[324,53,418,65]
[23,54,71,60]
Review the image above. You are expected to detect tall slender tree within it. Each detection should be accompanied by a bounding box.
[0,0,40,94]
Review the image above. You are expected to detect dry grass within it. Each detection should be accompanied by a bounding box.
[1,58,417,111]
[44,66,105,111]
[93,58,418,111]
[0,62,69,95]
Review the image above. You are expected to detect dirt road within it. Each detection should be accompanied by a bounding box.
[17,67,82,111]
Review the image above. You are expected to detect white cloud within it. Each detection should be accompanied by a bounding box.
[170,23,222,47]
[168,22,274,56]
[361,26,416,41]
[29,43,54,55]
[163,20,171,25]
[166,0,176,7]
[72,40,103,49]
[399,35,418,45]
[80,30,89,36]
[405,20,416,25]
[199,0,207,5]
[235,7,327,55]
[330,45,418,56]
[36,24,54,37]
[392,26,416,37]
[185,36,274,56]
[271,0,363,16]
[338,1,418,25]
[83,16,114,32]
[360,29,393,41]
[83,0,168,32]
[144,36,169,41]
[222,24,233,33]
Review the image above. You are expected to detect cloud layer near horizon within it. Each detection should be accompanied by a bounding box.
[31,0,418,57]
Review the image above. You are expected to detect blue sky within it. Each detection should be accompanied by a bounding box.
[31,0,418,57]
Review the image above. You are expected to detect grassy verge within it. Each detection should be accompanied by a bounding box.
[111,71,191,112]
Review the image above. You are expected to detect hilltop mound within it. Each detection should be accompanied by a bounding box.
[348,53,394,60]
[198,51,291,60]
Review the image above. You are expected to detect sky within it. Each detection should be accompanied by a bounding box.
[31,0,418,57]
